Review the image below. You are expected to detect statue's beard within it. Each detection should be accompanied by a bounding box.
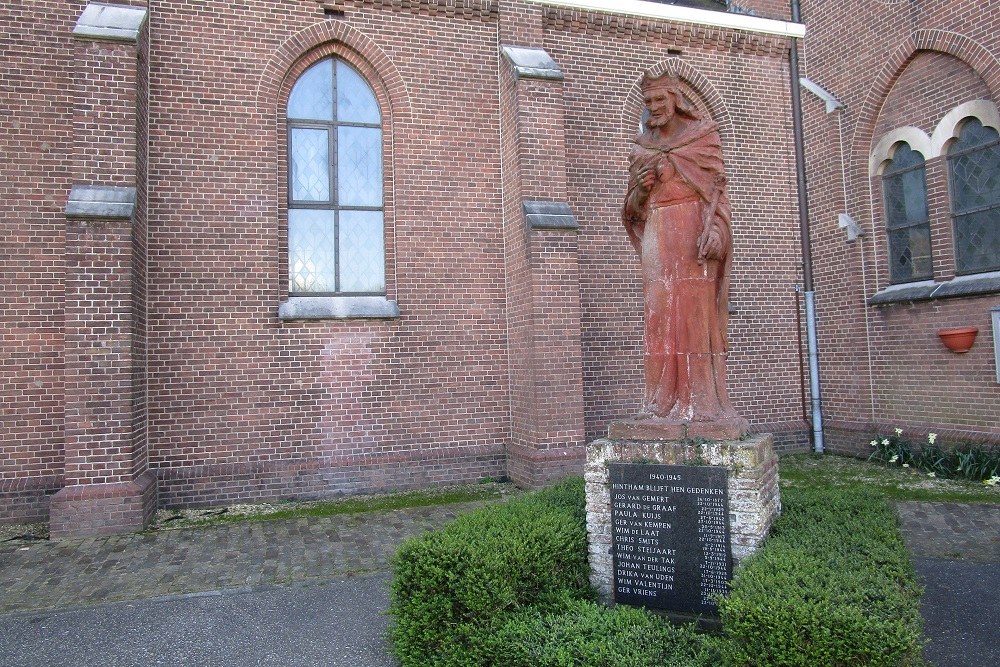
[646,111,674,128]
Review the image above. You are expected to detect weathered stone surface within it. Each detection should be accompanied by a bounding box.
[64,184,136,219]
[73,2,148,42]
[500,45,564,80]
[586,434,780,603]
[608,415,750,441]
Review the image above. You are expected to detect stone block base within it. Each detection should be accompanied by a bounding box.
[585,434,780,602]
[507,444,586,488]
[608,415,750,441]
[49,471,157,539]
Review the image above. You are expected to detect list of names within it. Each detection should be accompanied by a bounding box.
[609,463,732,614]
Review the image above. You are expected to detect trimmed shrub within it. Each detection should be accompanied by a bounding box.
[718,486,925,667]
[390,475,925,667]
[388,477,591,666]
[482,597,724,667]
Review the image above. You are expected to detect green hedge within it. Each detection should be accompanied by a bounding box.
[718,486,925,666]
[389,478,925,667]
[388,477,592,666]
[482,598,724,667]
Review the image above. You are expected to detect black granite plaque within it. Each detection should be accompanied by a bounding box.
[608,463,732,614]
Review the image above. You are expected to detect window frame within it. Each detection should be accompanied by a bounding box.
[947,118,1000,276]
[284,56,388,300]
[881,143,933,285]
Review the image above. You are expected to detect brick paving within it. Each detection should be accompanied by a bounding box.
[1,497,997,666]
[0,502,486,615]
[896,502,1000,667]
[896,501,1000,563]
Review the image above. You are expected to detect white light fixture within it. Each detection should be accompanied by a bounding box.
[838,213,864,242]
[800,78,844,114]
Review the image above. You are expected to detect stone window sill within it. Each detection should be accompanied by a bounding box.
[867,271,1000,306]
[277,296,399,320]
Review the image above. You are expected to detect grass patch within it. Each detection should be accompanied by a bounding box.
[779,453,1000,503]
[153,481,519,530]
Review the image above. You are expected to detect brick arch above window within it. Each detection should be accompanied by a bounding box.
[869,126,931,177]
[850,30,999,167]
[931,100,1000,157]
[256,20,410,120]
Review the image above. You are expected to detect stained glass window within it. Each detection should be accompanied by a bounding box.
[882,143,932,283]
[948,119,1000,275]
[287,58,383,295]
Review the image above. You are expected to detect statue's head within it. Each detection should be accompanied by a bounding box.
[640,71,700,129]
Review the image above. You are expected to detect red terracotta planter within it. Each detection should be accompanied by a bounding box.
[937,327,979,353]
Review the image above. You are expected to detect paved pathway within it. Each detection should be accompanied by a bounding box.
[0,502,483,615]
[896,501,1000,562]
[0,576,397,667]
[895,502,1000,667]
[1,498,997,666]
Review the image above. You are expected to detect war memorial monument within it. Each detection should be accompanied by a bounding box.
[586,69,781,616]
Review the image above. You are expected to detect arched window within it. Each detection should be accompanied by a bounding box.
[948,118,1000,274]
[286,58,384,295]
[882,143,932,283]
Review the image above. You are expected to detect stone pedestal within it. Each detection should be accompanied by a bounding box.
[585,433,780,603]
[608,415,750,441]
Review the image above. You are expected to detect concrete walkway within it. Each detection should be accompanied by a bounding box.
[896,502,1000,667]
[1,499,997,666]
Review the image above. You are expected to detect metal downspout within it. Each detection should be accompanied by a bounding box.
[789,0,825,453]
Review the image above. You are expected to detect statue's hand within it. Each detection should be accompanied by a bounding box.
[639,166,657,190]
[698,229,724,262]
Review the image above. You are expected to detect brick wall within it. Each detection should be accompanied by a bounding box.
[801,0,1000,453]
[144,0,511,506]
[143,0,809,508]
[3,0,847,525]
[539,8,808,441]
[0,0,77,520]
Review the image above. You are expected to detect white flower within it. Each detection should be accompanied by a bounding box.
[895,428,903,436]
[882,439,890,446]
[902,463,910,468]
[870,440,878,447]
[927,472,936,478]
[889,455,899,463]
[928,433,938,445]
[985,476,1000,487]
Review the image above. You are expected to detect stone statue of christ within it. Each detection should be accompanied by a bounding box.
[620,71,748,439]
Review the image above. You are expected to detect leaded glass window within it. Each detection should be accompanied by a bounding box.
[948,118,1000,275]
[287,59,384,295]
[882,143,932,283]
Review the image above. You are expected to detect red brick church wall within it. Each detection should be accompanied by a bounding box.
[0,1,77,520]
[18,0,996,527]
[800,0,1000,454]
